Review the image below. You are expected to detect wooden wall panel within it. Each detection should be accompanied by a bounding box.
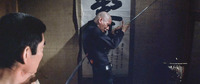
[0,0,17,16]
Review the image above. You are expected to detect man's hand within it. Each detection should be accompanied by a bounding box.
[121,21,130,33]
[112,21,130,34]
[112,24,122,34]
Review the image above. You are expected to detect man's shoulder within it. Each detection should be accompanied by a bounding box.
[81,20,96,32]
[87,20,97,27]
[86,21,99,32]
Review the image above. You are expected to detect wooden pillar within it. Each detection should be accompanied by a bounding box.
[0,0,17,16]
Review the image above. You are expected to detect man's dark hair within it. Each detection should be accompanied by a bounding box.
[0,12,46,68]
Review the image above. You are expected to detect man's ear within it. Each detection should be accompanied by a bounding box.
[98,18,103,24]
[22,46,31,64]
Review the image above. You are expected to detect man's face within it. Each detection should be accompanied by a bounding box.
[19,33,45,83]
[99,18,112,32]
[25,34,45,75]
[30,34,45,73]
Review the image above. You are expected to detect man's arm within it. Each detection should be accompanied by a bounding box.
[93,26,124,49]
[112,21,130,34]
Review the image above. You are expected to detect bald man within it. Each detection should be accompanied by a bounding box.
[82,11,129,84]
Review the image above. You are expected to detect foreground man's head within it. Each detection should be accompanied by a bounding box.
[0,12,46,84]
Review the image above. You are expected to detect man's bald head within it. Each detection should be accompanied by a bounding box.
[94,11,112,24]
